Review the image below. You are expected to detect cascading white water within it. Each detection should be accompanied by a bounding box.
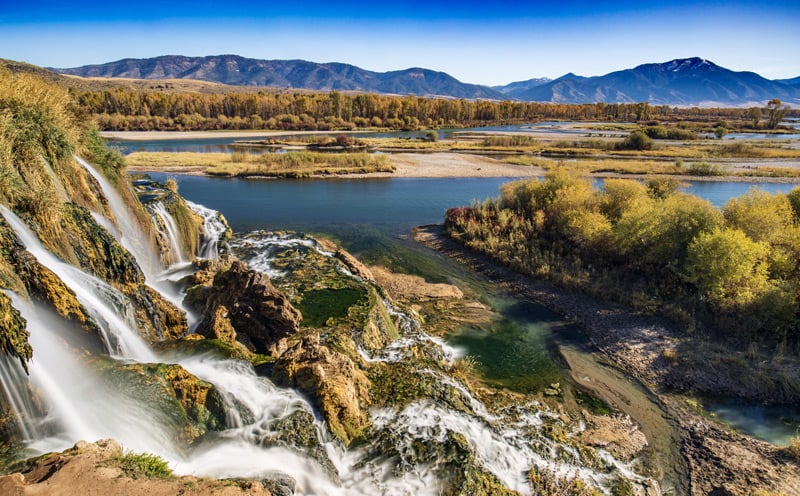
[76,157,191,315]
[76,157,163,281]
[150,201,187,265]
[0,205,155,362]
[0,353,41,441]
[0,193,648,494]
[186,200,227,260]
[229,233,333,279]
[4,292,179,456]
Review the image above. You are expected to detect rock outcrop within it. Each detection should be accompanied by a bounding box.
[272,333,369,444]
[103,362,226,441]
[188,260,302,355]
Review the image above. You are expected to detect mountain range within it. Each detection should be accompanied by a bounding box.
[52,55,504,100]
[53,55,800,106]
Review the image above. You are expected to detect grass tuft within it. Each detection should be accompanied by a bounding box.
[114,451,173,479]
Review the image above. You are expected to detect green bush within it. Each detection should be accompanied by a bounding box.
[617,130,652,151]
[686,161,723,176]
[115,451,173,479]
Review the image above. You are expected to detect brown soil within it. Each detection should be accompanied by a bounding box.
[0,439,271,496]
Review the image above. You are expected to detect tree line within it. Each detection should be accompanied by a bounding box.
[445,172,800,351]
[70,87,794,131]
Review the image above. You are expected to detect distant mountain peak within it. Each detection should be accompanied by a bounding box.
[51,54,800,106]
[498,57,800,106]
[661,57,716,72]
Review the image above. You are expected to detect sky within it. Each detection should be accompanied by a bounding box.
[2,0,799,86]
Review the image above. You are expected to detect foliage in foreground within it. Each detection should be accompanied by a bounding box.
[445,170,800,349]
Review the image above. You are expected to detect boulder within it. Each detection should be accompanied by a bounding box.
[334,248,373,281]
[131,286,188,342]
[272,333,369,444]
[191,261,302,355]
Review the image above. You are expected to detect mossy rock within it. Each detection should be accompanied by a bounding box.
[258,410,339,482]
[272,334,369,445]
[0,292,32,371]
[369,363,474,414]
[58,203,143,286]
[96,360,226,441]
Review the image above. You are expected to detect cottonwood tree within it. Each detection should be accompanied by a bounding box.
[765,98,787,129]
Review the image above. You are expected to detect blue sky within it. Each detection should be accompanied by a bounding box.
[2,1,798,85]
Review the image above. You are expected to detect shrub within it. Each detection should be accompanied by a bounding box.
[784,436,800,462]
[686,161,723,176]
[617,130,652,151]
[425,130,438,142]
[115,451,173,479]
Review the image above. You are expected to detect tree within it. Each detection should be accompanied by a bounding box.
[765,98,787,129]
[747,107,761,128]
[685,227,769,307]
[723,188,794,244]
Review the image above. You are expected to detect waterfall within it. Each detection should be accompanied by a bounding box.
[150,201,187,265]
[3,292,183,457]
[0,205,155,363]
[186,200,227,260]
[0,353,41,441]
[76,157,190,315]
[76,157,163,282]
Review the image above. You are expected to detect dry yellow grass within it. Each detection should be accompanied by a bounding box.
[126,151,394,178]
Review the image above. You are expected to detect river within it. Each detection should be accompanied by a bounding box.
[144,172,799,448]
